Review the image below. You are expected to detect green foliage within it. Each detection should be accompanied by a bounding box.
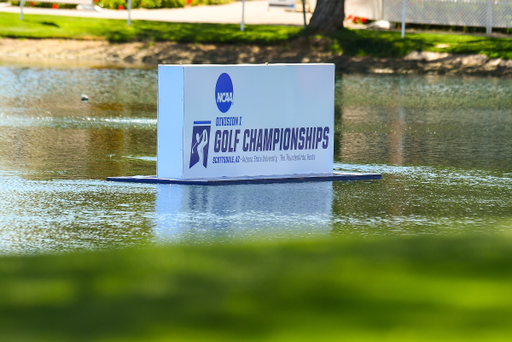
[9,1,76,8]
[96,0,230,9]
[160,0,185,8]
[96,0,127,9]
[0,12,301,43]
[2,11,512,60]
[327,28,512,59]
[195,0,233,4]
[1,236,512,341]
[9,0,231,9]
[96,0,169,9]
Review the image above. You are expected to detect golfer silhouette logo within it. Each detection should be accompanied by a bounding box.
[189,121,211,169]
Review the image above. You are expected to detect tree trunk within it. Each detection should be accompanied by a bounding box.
[308,0,345,33]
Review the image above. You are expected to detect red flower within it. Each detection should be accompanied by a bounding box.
[346,15,352,20]
[94,0,98,2]
[361,17,367,23]
[186,0,192,3]
[118,5,124,9]
[29,1,34,5]
[352,17,358,23]
[52,3,58,8]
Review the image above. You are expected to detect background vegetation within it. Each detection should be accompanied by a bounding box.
[329,28,512,59]
[9,0,234,10]
[1,12,512,59]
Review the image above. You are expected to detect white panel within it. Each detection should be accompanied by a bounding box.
[157,65,184,179]
[179,64,335,180]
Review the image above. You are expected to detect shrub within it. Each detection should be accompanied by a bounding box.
[9,1,76,8]
[10,0,232,9]
[160,0,186,8]
[97,0,231,9]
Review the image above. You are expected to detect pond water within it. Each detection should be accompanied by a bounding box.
[1,60,511,254]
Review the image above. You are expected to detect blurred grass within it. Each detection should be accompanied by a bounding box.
[1,236,512,341]
[0,12,302,43]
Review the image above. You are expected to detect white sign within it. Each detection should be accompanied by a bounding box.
[157,64,334,180]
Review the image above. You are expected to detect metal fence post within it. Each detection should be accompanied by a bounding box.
[486,0,493,34]
[241,0,245,31]
[302,0,307,30]
[401,0,406,38]
[127,0,132,26]
[20,0,23,21]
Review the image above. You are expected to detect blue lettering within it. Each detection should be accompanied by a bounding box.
[228,130,234,152]
[221,130,229,152]
[290,128,298,150]
[243,129,250,152]
[283,128,291,151]
[298,127,305,150]
[315,127,323,149]
[273,128,280,151]
[322,127,329,149]
[216,116,239,126]
[256,129,263,152]
[214,130,222,152]
[249,129,257,152]
[263,129,273,151]
[279,128,284,151]
[305,127,313,150]
[234,129,240,152]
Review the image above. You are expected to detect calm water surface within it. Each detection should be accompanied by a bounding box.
[1,62,511,254]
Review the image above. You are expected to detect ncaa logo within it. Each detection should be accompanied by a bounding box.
[215,73,233,113]
[189,121,211,169]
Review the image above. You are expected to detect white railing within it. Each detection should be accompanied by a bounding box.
[345,0,512,34]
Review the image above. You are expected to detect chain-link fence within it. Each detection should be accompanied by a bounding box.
[346,0,512,33]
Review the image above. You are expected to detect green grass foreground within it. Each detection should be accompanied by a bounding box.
[1,236,512,341]
[2,12,512,59]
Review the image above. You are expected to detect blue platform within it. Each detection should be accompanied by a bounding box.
[106,172,381,185]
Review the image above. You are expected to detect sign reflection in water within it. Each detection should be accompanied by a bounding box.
[154,182,334,242]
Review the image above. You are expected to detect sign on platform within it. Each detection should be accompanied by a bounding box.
[157,64,335,180]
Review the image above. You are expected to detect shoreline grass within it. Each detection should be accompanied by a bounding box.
[1,235,512,341]
[2,12,512,59]
[332,28,512,59]
[0,12,303,43]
